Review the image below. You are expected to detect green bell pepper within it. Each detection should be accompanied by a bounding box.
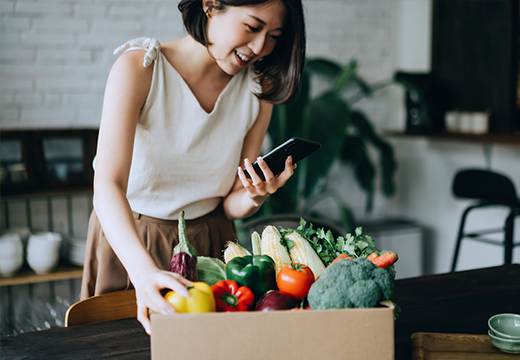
[226,255,277,300]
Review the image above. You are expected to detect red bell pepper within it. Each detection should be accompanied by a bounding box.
[210,280,255,312]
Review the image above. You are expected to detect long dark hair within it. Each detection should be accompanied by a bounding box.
[178,0,306,104]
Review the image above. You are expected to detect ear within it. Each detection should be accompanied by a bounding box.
[202,0,210,14]
[202,0,220,18]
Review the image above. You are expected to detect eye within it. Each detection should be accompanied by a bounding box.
[246,24,259,32]
[269,34,281,41]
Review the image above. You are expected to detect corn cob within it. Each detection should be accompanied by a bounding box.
[284,231,326,279]
[223,241,251,264]
[284,231,307,265]
[260,225,291,275]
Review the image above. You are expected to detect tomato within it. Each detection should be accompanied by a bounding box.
[277,263,315,300]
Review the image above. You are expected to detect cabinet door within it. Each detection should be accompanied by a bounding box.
[432,0,519,133]
[0,130,98,196]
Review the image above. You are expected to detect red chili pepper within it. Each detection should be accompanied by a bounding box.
[210,280,255,312]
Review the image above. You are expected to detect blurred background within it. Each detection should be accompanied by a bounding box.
[1,0,519,335]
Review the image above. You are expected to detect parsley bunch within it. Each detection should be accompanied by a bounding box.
[280,218,380,267]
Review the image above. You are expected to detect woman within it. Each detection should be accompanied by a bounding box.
[81,0,306,334]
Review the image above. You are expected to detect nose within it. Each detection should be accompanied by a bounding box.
[249,35,266,56]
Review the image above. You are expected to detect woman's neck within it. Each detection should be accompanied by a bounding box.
[170,36,233,84]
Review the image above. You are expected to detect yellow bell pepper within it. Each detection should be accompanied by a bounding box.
[164,282,216,313]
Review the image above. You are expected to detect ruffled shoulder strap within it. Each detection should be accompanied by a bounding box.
[113,37,161,68]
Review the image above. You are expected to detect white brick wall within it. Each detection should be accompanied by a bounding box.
[0,0,393,129]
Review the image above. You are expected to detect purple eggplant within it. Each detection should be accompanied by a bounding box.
[169,211,198,281]
[254,290,297,312]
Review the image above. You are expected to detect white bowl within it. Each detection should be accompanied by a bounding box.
[0,233,23,258]
[27,252,59,274]
[0,255,24,277]
[26,232,62,275]
[2,227,31,245]
[27,232,62,252]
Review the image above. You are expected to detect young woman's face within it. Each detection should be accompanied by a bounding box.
[204,1,286,75]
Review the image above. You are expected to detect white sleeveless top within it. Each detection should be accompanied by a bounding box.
[113,38,261,220]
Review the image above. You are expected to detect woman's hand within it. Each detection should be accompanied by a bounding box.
[237,155,296,206]
[132,268,192,335]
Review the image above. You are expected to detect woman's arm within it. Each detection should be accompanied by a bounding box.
[222,100,295,220]
[93,50,190,335]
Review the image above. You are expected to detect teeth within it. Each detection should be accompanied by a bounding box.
[236,51,251,62]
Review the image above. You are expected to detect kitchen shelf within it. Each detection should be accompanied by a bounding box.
[384,131,520,148]
[0,186,93,201]
[0,261,83,287]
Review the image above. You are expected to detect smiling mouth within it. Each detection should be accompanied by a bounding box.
[235,51,252,66]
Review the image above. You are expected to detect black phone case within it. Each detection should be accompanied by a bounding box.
[244,137,321,181]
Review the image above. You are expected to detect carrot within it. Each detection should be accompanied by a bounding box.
[316,253,354,280]
[367,253,379,261]
[329,253,353,266]
[372,252,398,268]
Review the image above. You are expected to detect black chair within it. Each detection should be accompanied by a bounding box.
[451,169,520,272]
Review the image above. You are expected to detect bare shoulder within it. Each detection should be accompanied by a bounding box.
[104,50,155,109]
[111,50,154,83]
[160,40,179,51]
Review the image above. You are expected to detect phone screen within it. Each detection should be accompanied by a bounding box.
[243,137,321,181]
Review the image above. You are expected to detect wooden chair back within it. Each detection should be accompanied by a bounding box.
[65,289,137,326]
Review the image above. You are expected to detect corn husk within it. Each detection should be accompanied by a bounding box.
[251,231,261,256]
[261,225,292,275]
[223,241,251,264]
[285,231,326,279]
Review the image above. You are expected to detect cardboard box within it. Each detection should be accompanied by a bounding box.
[151,300,394,360]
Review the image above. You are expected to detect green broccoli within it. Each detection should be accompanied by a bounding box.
[307,257,395,310]
[372,267,394,301]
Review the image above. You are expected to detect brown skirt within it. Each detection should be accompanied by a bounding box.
[80,204,236,299]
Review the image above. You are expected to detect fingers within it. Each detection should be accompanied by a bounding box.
[161,272,191,296]
[238,156,297,197]
[135,271,192,335]
[237,165,255,190]
[137,302,152,335]
[256,157,275,183]
[275,156,295,187]
[237,158,266,195]
[244,158,263,185]
[149,272,190,314]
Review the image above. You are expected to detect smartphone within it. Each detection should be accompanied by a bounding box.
[243,137,321,181]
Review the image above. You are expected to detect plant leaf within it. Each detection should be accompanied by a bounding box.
[332,59,358,94]
[306,58,342,78]
[269,67,310,145]
[340,204,356,234]
[378,141,398,197]
[340,134,375,212]
[349,111,397,199]
[304,92,350,196]
[352,74,372,97]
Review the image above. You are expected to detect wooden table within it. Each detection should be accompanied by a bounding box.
[393,264,520,359]
[1,264,519,360]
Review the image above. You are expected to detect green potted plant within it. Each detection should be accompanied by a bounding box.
[254,58,398,233]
